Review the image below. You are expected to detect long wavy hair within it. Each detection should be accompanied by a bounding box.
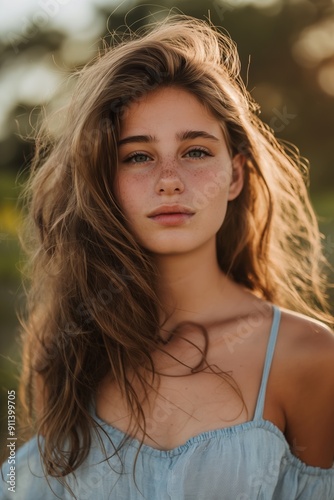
[18,14,332,494]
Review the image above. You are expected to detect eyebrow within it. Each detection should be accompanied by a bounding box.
[177,130,220,142]
[118,135,155,146]
[117,130,220,146]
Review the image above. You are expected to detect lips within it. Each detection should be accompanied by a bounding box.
[148,205,194,217]
[147,205,195,227]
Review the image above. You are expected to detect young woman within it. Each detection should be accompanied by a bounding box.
[1,15,334,500]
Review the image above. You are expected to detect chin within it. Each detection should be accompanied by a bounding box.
[145,246,193,255]
[142,240,206,256]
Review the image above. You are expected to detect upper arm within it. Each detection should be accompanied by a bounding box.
[280,315,334,468]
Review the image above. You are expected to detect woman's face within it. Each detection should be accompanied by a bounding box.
[114,86,244,256]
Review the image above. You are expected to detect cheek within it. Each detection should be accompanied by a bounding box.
[190,166,231,211]
[115,173,148,216]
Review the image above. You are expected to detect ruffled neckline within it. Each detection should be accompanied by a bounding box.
[90,405,334,475]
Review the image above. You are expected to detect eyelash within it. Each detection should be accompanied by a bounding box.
[123,147,212,163]
[124,152,152,163]
[185,147,212,159]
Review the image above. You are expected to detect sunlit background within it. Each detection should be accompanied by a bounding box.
[1,0,334,447]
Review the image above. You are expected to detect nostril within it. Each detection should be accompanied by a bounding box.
[156,172,185,195]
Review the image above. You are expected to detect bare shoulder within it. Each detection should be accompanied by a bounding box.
[277,308,334,399]
[276,308,334,468]
[278,308,334,370]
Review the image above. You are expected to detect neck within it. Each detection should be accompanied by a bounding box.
[153,238,241,330]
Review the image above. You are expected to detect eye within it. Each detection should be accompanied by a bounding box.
[123,152,152,164]
[185,148,211,159]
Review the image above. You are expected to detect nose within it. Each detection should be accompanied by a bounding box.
[155,166,185,195]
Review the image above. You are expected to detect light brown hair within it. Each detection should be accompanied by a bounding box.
[18,14,332,494]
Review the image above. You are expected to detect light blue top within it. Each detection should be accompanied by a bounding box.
[1,306,334,499]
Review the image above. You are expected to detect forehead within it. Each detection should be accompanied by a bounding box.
[119,86,224,137]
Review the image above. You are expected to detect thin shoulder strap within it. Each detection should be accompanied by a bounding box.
[253,305,281,421]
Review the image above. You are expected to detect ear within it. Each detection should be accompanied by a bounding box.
[228,153,245,201]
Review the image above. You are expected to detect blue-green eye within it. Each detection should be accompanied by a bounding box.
[185,149,210,159]
[124,153,151,163]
